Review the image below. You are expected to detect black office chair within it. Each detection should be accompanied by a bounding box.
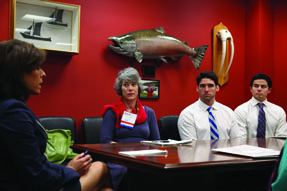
[82,117,103,144]
[38,116,77,143]
[158,115,180,140]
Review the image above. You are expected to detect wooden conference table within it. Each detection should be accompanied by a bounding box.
[72,138,285,191]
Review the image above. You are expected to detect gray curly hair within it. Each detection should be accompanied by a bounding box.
[114,67,143,96]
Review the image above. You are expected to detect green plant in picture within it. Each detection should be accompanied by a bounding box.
[140,92,148,97]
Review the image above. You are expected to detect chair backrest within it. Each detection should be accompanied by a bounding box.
[38,116,77,143]
[158,115,180,140]
[82,117,103,144]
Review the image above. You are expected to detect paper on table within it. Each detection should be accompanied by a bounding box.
[212,145,280,158]
[119,149,168,157]
[141,139,192,146]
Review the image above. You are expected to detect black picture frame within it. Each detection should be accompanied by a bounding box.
[139,79,160,99]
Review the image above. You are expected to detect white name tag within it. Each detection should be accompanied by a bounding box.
[120,111,137,129]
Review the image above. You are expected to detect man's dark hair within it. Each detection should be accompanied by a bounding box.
[196,71,219,86]
[250,73,272,88]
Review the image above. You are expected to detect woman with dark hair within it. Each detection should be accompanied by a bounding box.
[0,39,113,191]
[100,67,160,190]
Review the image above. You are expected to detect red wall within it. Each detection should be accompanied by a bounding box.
[245,0,287,108]
[0,1,10,40]
[274,0,287,108]
[1,0,286,142]
[245,0,274,101]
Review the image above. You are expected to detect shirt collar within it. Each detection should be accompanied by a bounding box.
[251,96,268,107]
[198,99,217,111]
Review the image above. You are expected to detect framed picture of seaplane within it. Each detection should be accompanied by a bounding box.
[139,79,160,99]
[11,0,80,54]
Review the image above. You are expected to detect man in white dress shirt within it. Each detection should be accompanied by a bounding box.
[234,73,287,138]
[178,71,243,140]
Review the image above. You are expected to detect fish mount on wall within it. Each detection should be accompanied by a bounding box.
[107,27,208,69]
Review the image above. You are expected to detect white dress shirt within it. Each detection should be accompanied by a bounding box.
[178,99,243,140]
[234,97,287,138]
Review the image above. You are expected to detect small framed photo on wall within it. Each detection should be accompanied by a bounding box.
[140,79,160,99]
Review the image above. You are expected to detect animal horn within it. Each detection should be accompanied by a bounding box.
[217,29,234,76]
[224,38,234,77]
[219,39,227,75]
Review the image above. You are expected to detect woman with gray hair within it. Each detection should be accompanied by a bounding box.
[100,67,160,190]
[113,67,143,96]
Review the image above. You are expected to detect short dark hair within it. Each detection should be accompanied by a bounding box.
[196,71,219,86]
[250,73,272,88]
[0,39,46,102]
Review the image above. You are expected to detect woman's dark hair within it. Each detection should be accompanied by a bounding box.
[0,39,46,102]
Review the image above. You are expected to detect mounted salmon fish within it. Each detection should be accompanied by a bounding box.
[108,27,208,69]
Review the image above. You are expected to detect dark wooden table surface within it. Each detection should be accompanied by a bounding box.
[72,138,285,191]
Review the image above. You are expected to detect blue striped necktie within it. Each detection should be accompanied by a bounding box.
[257,103,266,138]
[208,107,219,140]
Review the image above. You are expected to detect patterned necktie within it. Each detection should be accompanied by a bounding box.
[257,103,266,138]
[208,107,219,140]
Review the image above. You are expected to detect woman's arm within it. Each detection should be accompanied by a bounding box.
[100,109,117,143]
[146,107,160,140]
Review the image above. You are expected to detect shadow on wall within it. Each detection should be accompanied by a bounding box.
[43,53,72,85]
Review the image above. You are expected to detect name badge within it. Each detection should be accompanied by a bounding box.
[120,111,137,129]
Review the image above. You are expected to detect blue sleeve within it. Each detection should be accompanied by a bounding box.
[100,109,117,143]
[0,100,80,191]
[145,107,161,140]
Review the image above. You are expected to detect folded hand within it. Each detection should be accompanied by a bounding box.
[67,152,92,176]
